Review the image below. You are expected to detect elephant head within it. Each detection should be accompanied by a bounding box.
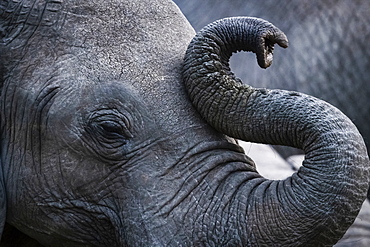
[0,0,369,246]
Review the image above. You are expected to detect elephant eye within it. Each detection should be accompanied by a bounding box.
[86,109,133,142]
[82,109,136,162]
[96,120,133,139]
[100,121,121,134]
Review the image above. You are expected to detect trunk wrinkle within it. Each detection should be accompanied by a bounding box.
[182,17,370,246]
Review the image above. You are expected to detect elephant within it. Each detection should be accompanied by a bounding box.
[1,0,369,246]
[174,0,370,163]
[174,1,370,245]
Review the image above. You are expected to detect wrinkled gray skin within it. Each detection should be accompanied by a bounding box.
[174,0,370,166]
[0,0,369,246]
[174,2,370,245]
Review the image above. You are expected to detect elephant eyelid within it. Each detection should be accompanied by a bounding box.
[96,119,133,139]
[87,109,134,140]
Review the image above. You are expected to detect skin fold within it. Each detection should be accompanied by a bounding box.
[0,0,369,246]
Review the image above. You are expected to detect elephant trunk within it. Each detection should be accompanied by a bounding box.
[182,17,370,245]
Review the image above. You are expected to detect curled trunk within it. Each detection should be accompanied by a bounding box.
[182,17,370,246]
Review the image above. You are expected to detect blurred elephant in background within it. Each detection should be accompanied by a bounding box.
[174,0,370,160]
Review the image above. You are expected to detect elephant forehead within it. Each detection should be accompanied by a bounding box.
[1,0,195,47]
[2,0,195,73]
[65,0,193,49]
[57,0,195,108]
[1,0,198,130]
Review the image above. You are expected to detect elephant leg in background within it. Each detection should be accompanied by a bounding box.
[174,0,370,195]
[270,145,303,170]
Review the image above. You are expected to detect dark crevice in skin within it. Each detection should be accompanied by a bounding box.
[31,198,124,245]
[182,17,370,246]
[1,224,42,247]
[31,85,60,173]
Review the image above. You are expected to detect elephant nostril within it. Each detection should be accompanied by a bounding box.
[261,40,276,68]
[265,40,274,54]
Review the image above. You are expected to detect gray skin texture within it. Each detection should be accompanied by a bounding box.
[0,1,369,246]
[174,2,370,245]
[174,0,370,167]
